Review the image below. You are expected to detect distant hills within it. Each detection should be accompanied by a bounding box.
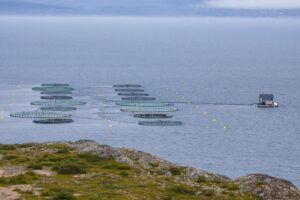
[0,0,299,16]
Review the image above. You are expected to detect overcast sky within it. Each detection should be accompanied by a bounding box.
[0,0,299,16]
[206,0,300,9]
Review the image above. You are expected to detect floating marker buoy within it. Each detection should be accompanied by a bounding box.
[108,124,113,128]
[224,125,228,129]
[212,118,217,122]
[203,112,207,116]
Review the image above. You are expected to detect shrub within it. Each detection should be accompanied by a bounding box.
[53,162,87,174]
[120,171,129,177]
[196,175,206,183]
[8,174,28,184]
[103,162,130,170]
[163,195,172,200]
[221,182,239,190]
[3,154,18,160]
[149,162,159,168]
[0,144,16,150]
[56,147,70,154]
[42,188,75,200]
[169,166,183,176]
[16,143,33,148]
[202,189,215,196]
[28,162,44,170]
[77,152,103,163]
[226,183,239,190]
[168,185,195,195]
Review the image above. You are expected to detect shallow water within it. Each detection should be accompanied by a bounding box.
[0,17,300,187]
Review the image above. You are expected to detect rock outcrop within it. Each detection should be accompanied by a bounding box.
[66,140,300,200]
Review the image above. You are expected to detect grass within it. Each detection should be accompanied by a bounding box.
[0,143,260,200]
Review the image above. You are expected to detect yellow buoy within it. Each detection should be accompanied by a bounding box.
[108,124,113,128]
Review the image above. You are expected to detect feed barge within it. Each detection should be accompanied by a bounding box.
[255,94,278,108]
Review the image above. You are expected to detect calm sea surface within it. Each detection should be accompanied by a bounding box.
[0,17,300,187]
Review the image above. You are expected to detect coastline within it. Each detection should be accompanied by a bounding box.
[0,140,299,200]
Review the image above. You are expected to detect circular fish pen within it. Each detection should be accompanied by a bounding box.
[41,83,70,87]
[33,118,73,124]
[113,84,142,88]
[41,91,73,95]
[122,97,156,101]
[10,111,71,118]
[120,107,178,113]
[138,120,183,126]
[41,96,73,100]
[116,101,171,107]
[32,87,74,92]
[31,100,86,106]
[133,114,173,119]
[118,93,149,96]
[114,89,144,92]
[39,106,77,112]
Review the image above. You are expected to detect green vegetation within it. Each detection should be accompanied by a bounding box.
[221,182,240,190]
[197,175,207,183]
[169,166,183,176]
[0,143,260,200]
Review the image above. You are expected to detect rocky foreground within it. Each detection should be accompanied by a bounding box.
[0,140,299,200]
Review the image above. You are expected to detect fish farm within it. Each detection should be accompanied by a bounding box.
[133,114,173,119]
[93,84,182,126]
[122,97,156,101]
[11,83,183,126]
[118,93,149,96]
[10,111,71,118]
[114,89,145,92]
[138,120,183,126]
[10,83,87,124]
[113,84,142,88]
[32,86,74,92]
[116,101,171,107]
[33,118,74,124]
[39,106,77,112]
[41,96,73,100]
[31,99,86,106]
[41,83,70,87]
[41,91,73,95]
[120,107,179,112]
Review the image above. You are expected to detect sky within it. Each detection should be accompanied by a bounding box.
[0,0,299,16]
